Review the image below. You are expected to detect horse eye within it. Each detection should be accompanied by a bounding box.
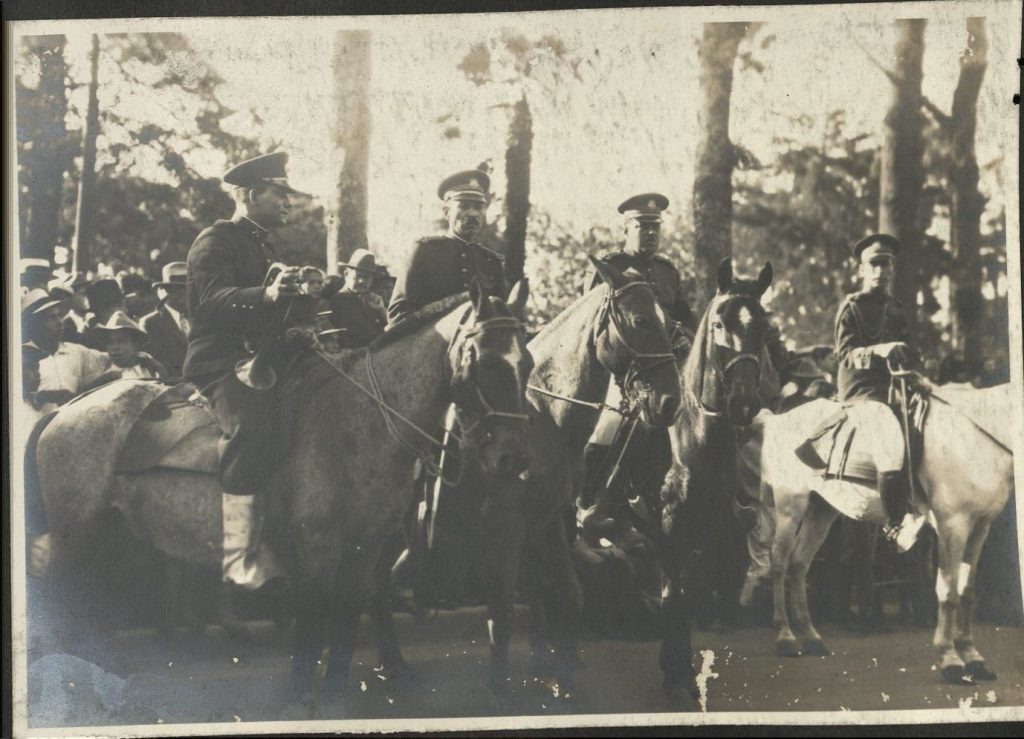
[713,321,724,331]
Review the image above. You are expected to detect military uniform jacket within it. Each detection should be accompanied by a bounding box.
[140,304,188,380]
[183,219,274,379]
[329,289,387,348]
[834,291,911,402]
[585,249,697,332]
[387,236,506,326]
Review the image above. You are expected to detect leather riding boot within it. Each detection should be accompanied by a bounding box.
[877,471,925,553]
[221,493,284,590]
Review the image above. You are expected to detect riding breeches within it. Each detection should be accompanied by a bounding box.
[194,370,284,494]
[843,399,904,475]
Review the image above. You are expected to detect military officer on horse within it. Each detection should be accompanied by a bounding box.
[832,232,926,551]
[387,169,506,325]
[577,193,698,538]
[183,151,305,590]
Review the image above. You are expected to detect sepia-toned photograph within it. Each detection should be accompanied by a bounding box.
[5,1,1023,735]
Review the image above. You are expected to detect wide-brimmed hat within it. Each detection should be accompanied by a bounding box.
[154,261,187,289]
[20,258,52,278]
[21,288,64,317]
[338,249,381,273]
[47,278,73,301]
[94,310,148,345]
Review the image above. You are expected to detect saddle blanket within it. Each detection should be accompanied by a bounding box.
[794,401,907,486]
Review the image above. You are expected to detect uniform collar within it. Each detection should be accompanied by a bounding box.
[239,217,270,241]
[450,233,504,261]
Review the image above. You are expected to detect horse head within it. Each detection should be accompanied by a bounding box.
[448,279,534,480]
[687,258,773,426]
[588,256,681,427]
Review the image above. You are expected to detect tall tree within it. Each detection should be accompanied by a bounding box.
[692,22,746,307]
[503,94,532,285]
[878,19,927,321]
[946,18,988,367]
[17,35,70,263]
[457,33,582,290]
[328,30,372,269]
[71,34,101,274]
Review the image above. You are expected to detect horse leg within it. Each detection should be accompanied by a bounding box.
[289,582,328,709]
[481,487,525,697]
[932,513,970,684]
[369,542,411,680]
[322,562,375,710]
[657,551,698,708]
[787,496,838,656]
[536,514,583,697]
[955,519,998,681]
[770,501,804,657]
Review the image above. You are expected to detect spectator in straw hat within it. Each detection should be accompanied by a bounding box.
[22,288,113,413]
[20,258,52,294]
[95,310,167,380]
[52,273,91,346]
[141,261,189,381]
[330,248,388,348]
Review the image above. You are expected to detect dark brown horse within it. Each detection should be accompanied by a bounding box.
[36,283,533,712]
[657,258,773,706]
[517,256,682,695]
[368,257,681,703]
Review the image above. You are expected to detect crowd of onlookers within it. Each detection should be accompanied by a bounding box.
[18,253,397,426]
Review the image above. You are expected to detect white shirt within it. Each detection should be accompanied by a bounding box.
[37,342,112,412]
[117,363,161,381]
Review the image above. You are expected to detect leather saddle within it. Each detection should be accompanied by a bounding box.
[114,382,220,476]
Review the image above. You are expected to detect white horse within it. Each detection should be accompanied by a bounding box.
[756,383,1016,683]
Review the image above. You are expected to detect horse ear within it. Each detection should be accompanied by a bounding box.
[755,262,774,298]
[469,279,491,319]
[588,255,628,289]
[507,278,530,322]
[716,258,733,294]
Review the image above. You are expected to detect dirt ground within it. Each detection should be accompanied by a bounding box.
[24,603,1024,730]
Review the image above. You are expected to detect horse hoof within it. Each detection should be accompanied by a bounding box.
[966,661,997,681]
[776,639,801,658]
[662,682,699,711]
[802,638,829,656]
[941,664,969,684]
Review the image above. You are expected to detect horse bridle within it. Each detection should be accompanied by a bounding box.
[596,281,677,397]
[693,298,763,418]
[448,314,532,441]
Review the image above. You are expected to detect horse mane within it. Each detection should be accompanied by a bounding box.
[370,292,470,350]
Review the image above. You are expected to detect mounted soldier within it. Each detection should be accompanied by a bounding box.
[577,193,697,539]
[387,169,506,325]
[832,232,926,551]
[183,150,304,590]
[386,168,511,605]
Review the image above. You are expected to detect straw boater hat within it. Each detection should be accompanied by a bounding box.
[338,249,381,274]
[21,288,64,318]
[154,261,187,289]
[94,310,149,345]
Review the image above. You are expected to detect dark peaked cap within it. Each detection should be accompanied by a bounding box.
[852,233,900,259]
[438,169,490,202]
[618,193,669,221]
[223,151,302,194]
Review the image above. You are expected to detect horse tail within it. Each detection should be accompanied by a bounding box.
[24,410,59,540]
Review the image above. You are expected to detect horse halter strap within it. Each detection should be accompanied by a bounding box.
[449,314,531,435]
[693,298,762,418]
[598,281,676,389]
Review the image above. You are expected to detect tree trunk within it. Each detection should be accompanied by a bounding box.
[22,35,68,263]
[503,93,532,290]
[693,22,746,308]
[327,30,372,270]
[948,18,988,369]
[878,19,926,323]
[71,35,101,274]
